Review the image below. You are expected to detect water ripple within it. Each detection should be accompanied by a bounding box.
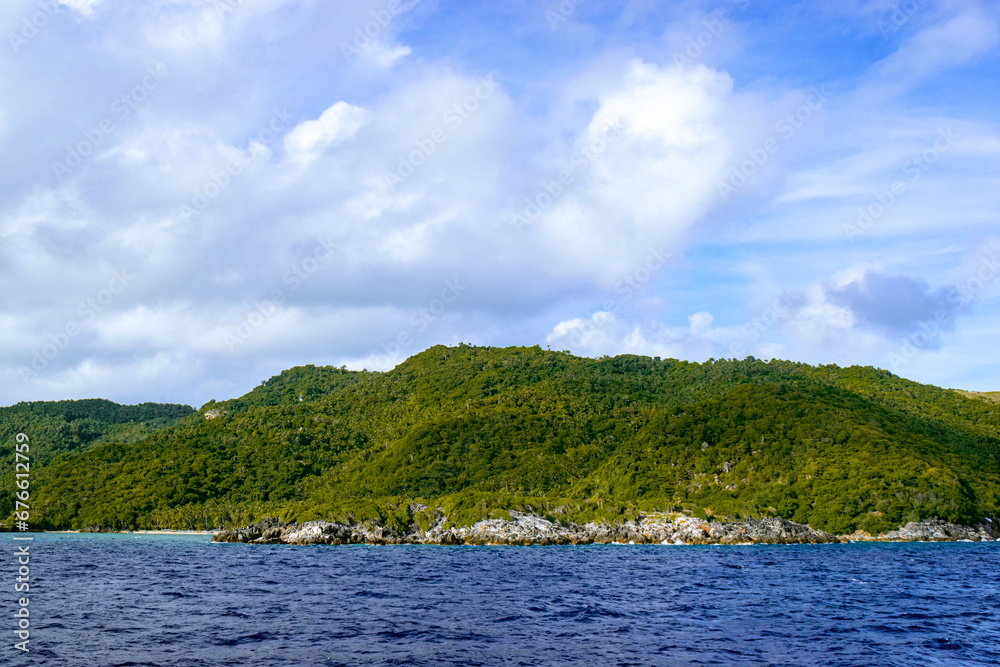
[2,535,998,666]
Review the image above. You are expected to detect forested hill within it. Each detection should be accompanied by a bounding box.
[12,345,1000,535]
[0,399,196,521]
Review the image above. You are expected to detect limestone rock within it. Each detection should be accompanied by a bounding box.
[843,518,1000,542]
[213,512,999,546]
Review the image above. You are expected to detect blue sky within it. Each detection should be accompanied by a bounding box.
[1,0,998,407]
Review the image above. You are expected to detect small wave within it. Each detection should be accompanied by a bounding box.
[354,590,393,598]
[214,631,279,646]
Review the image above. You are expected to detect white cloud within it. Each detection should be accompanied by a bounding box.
[588,61,734,232]
[354,42,413,68]
[284,101,366,165]
[783,284,857,343]
[141,6,229,53]
[58,0,103,15]
[688,311,714,336]
[136,0,310,53]
[527,60,736,282]
[874,8,1000,83]
[546,310,736,362]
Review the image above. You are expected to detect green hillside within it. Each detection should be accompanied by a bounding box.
[14,346,1000,534]
[0,399,196,522]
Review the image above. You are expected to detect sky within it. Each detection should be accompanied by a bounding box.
[1,0,998,408]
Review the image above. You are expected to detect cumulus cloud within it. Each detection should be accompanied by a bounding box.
[517,60,736,286]
[284,101,366,164]
[578,62,732,231]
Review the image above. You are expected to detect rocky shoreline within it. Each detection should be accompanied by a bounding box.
[843,518,999,542]
[211,512,1000,546]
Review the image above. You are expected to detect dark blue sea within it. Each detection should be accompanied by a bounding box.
[3,534,998,666]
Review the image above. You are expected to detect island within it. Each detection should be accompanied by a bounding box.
[5,345,999,542]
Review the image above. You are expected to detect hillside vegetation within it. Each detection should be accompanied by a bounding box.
[0,400,196,521]
[9,346,1000,535]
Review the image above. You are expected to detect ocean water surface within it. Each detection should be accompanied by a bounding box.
[4,533,998,666]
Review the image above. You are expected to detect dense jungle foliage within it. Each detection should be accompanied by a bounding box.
[5,346,999,535]
[0,400,195,521]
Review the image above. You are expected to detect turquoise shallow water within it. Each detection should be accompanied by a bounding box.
[3,533,998,666]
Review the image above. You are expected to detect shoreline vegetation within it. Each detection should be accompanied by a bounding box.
[4,345,999,537]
